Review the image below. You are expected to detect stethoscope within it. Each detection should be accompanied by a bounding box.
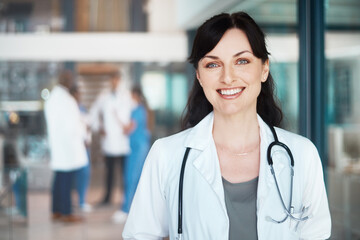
[176,123,310,240]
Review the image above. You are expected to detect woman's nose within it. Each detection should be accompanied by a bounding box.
[221,65,235,84]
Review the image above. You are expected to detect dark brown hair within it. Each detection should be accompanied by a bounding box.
[181,12,282,129]
[58,70,74,89]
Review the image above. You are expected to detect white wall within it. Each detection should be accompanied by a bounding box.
[175,0,240,29]
[0,32,188,62]
[147,0,181,32]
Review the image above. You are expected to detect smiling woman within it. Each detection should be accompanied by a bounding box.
[122,12,331,240]
[196,29,269,118]
[183,16,282,132]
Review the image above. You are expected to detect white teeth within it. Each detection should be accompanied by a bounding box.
[219,88,243,96]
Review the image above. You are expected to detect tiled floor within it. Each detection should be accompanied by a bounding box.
[1,162,126,240]
[9,192,125,240]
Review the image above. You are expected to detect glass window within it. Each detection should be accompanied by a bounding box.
[325,1,360,238]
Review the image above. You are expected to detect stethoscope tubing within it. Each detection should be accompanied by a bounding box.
[268,165,309,223]
[266,124,309,223]
[178,147,191,236]
[177,123,309,238]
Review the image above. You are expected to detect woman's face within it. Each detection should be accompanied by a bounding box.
[196,28,269,117]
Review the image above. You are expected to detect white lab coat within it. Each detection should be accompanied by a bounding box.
[44,85,88,171]
[123,112,331,240]
[90,86,132,156]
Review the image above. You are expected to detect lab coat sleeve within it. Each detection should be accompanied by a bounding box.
[89,92,105,132]
[122,140,169,240]
[299,142,331,240]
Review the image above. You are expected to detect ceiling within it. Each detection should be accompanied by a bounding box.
[230,0,360,27]
[177,0,360,30]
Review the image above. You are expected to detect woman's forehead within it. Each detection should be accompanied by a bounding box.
[206,28,252,56]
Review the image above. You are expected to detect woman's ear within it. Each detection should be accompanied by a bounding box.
[262,59,270,82]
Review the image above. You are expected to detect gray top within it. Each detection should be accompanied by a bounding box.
[222,177,259,240]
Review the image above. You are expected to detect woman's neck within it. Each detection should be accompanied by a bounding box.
[212,110,260,150]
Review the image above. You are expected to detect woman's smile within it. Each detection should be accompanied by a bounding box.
[216,87,245,99]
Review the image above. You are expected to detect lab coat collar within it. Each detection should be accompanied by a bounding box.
[56,84,70,93]
[183,111,276,153]
[182,112,285,214]
[183,112,214,150]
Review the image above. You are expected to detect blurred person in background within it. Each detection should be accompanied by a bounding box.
[1,119,27,219]
[44,70,87,222]
[112,85,151,223]
[90,72,132,206]
[70,84,92,213]
[123,12,331,239]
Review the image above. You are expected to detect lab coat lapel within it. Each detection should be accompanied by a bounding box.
[257,115,285,213]
[183,112,228,216]
[192,143,226,214]
[183,113,287,216]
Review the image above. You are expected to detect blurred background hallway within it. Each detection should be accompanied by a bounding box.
[1,163,126,240]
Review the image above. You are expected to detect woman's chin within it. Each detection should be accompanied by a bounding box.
[214,107,244,117]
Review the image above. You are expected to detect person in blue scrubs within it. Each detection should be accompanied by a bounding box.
[112,85,151,223]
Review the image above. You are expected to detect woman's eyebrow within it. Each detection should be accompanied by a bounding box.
[233,50,252,57]
[203,50,253,60]
[202,55,219,60]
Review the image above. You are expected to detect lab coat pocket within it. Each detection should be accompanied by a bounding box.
[289,205,311,235]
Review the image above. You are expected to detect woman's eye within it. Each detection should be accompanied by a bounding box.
[237,59,248,65]
[206,63,219,68]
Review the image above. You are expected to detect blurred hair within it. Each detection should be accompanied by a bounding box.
[110,71,121,79]
[58,70,74,89]
[131,85,155,132]
[181,11,283,129]
[131,85,147,107]
[69,83,78,95]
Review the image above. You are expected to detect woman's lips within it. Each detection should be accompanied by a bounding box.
[216,87,244,99]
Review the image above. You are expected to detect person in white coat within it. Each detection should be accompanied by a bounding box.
[44,71,88,222]
[90,72,132,207]
[123,12,331,240]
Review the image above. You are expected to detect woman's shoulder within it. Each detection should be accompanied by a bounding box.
[147,128,192,163]
[153,128,192,150]
[143,128,193,175]
[274,127,317,152]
